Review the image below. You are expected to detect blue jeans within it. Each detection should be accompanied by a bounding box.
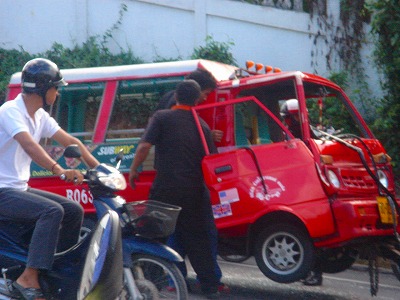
[0,187,83,270]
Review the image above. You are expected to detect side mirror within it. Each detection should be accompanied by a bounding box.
[116,149,124,162]
[63,144,82,158]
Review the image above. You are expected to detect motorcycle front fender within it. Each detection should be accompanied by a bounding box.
[122,236,183,267]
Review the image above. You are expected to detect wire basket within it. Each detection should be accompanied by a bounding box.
[123,200,181,239]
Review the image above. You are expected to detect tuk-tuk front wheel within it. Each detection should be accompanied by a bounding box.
[254,224,314,283]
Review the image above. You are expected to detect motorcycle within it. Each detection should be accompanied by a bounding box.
[63,145,188,300]
[0,209,124,300]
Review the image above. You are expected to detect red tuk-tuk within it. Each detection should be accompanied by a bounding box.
[7,59,400,284]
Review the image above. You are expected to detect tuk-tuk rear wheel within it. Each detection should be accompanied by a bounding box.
[254,224,314,283]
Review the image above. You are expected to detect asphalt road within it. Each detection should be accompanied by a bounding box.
[185,257,400,300]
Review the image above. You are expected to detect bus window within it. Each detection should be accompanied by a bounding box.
[44,82,105,146]
[105,77,184,140]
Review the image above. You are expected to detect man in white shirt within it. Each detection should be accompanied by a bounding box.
[0,58,99,300]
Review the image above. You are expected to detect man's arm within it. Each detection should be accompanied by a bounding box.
[129,142,152,189]
[14,131,85,183]
[52,128,100,168]
[211,129,223,142]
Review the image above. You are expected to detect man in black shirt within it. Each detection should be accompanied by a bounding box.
[129,80,220,298]
[154,69,228,294]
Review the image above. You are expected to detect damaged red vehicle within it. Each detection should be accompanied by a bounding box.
[7,59,400,284]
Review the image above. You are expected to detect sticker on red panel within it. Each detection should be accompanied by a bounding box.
[218,188,240,203]
[212,203,233,219]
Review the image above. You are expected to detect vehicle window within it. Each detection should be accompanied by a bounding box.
[106,77,184,140]
[49,82,105,142]
[236,78,298,143]
[233,101,284,147]
[238,78,298,119]
[195,98,287,154]
[303,82,368,138]
[37,82,105,173]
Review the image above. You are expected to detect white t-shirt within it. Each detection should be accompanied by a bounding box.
[0,94,60,190]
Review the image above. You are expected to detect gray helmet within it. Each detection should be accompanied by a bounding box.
[21,58,68,95]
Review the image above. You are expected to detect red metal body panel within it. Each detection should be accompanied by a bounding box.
[315,198,400,248]
[28,171,155,213]
[201,140,335,238]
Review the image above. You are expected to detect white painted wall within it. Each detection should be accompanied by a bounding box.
[0,0,380,95]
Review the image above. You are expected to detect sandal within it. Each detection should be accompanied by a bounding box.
[12,282,45,300]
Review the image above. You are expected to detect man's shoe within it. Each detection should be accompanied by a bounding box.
[302,270,323,286]
[218,283,230,294]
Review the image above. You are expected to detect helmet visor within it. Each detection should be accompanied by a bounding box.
[53,78,68,87]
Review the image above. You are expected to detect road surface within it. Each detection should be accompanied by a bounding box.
[184,257,400,299]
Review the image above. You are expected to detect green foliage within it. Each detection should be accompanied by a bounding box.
[191,36,237,66]
[328,72,349,90]
[367,0,400,176]
[41,3,142,70]
[0,48,34,103]
[101,3,128,50]
[152,54,183,63]
[0,38,144,104]
[329,70,378,125]
[0,3,142,104]
[42,39,144,70]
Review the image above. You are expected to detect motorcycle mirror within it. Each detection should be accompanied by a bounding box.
[63,144,82,158]
[116,149,124,169]
[116,149,124,162]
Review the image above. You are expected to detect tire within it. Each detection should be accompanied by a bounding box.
[319,247,357,274]
[131,254,188,300]
[219,254,249,263]
[254,224,314,283]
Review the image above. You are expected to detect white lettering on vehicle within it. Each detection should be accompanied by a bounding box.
[66,189,94,205]
[249,176,285,201]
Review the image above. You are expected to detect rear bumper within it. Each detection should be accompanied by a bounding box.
[314,198,400,248]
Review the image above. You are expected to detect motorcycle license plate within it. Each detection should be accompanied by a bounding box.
[377,196,394,224]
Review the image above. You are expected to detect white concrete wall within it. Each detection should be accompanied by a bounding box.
[0,0,379,94]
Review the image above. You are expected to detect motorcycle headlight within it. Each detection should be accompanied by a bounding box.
[327,170,340,189]
[98,172,127,191]
[377,170,388,188]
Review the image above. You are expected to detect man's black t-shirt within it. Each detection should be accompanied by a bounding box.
[142,108,215,189]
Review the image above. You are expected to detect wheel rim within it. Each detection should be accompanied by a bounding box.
[132,257,183,299]
[262,231,304,275]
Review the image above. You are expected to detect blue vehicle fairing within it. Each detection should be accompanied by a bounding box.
[122,236,182,266]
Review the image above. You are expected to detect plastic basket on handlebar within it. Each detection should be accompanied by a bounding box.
[124,200,181,239]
